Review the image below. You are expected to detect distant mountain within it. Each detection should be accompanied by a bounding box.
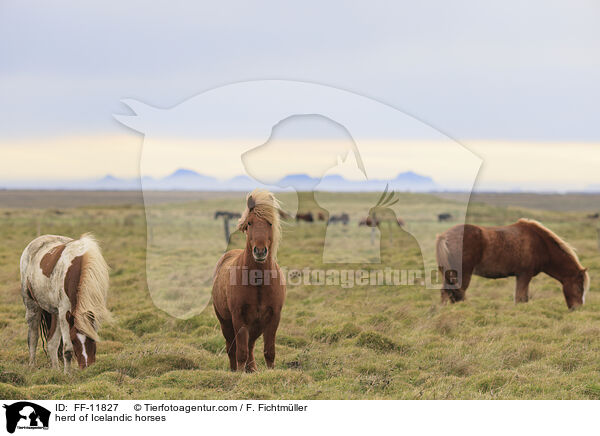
[0,169,441,192]
[167,168,200,178]
[278,174,320,190]
[156,168,218,190]
[90,174,140,190]
[314,171,439,192]
[222,175,262,191]
[393,171,433,184]
[391,171,437,191]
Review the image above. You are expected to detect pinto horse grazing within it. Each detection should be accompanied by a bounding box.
[20,234,111,372]
[212,189,286,372]
[436,219,589,309]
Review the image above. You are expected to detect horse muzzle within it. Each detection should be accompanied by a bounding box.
[252,247,268,263]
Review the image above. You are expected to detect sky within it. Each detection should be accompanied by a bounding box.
[1,1,599,191]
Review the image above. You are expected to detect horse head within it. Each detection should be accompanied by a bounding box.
[238,190,281,263]
[563,267,589,309]
[66,311,97,369]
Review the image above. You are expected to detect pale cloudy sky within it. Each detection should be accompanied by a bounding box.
[1,1,599,191]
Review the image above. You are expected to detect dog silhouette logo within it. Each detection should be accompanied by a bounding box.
[3,402,50,433]
[115,80,482,317]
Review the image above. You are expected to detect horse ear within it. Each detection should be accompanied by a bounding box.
[247,196,256,211]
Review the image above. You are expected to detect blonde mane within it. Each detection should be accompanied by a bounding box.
[75,234,112,341]
[238,189,282,259]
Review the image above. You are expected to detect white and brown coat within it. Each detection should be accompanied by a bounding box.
[20,234,110,372]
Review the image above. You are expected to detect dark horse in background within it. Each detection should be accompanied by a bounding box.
[212,189,285,372]
[329,213,349,225]
[436,219,589,309]
[296,212,314,223]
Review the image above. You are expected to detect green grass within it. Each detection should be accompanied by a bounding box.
[1,191,600,399]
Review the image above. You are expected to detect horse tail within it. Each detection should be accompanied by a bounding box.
[39,309,52,355]
[73,234,112,341]
[436,233,450,273]
[39,310,64,358]
[436,231,459,286]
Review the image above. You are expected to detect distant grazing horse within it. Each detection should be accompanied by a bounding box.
[212,189,286,372]
[20,234,111,372]
[296,212,314,223]
[359,216,380,227]
[436,219,589,309]
[587,213,599,219]
[362,187,406,245]
[438,213,452,222]
[329,213,349,225]
[359,215,403,227]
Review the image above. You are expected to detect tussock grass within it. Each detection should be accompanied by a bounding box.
[1,192,600,399]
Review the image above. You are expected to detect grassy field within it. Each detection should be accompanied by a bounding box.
[1,191,600,399]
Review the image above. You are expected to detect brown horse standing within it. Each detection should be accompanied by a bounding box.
[436,219,589,309]
[212,189,286,372]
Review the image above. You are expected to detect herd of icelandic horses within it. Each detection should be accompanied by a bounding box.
[18,189,589,373]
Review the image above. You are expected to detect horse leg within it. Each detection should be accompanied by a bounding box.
[214,307,237,371]
[222,322,237,371]
[25,305,41,366]
[515,274,532,303]
[452,268,473,302]
[232,319,249,372]
[440,272,454,304]
[46,313,61,369]
[263,313,281,369]
[440,268,461,304]
[246,330,260,373]
[58,308,74,374]
[442,267,472,303]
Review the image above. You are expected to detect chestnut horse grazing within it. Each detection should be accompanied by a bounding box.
[212,189,286,372]
[20,234,111,372]
[436,219,589,309]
